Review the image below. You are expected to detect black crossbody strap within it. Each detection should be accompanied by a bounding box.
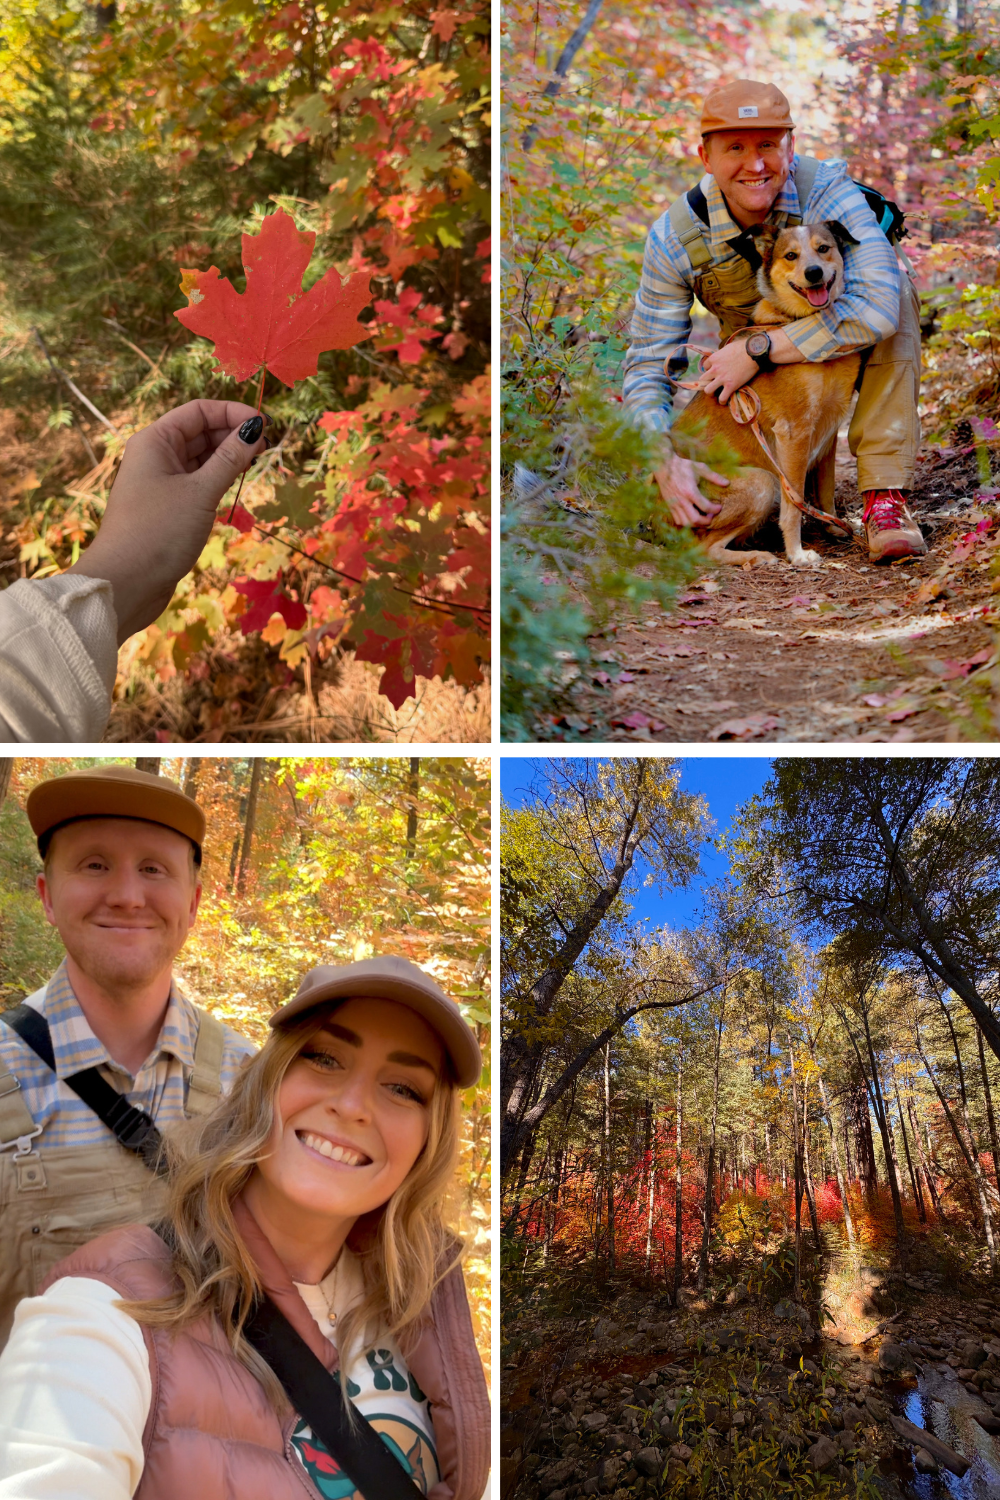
[243,1295,426,1500]
[0,1005,165,1173]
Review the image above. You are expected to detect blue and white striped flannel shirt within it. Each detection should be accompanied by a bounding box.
[621,153,903,433]
[0,958,256,1149]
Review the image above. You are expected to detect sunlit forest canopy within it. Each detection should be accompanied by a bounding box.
[501,756,1000,1494]
[0,753,491,1376]
[502,756,1000,1280]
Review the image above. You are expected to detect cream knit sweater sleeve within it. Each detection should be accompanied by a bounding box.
[0,575,118,742]
[0,1278,151,1499]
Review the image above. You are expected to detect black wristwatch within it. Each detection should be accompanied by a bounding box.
[745,329,773,371]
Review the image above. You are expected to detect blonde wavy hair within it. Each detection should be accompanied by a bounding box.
[120,1004,462,1412]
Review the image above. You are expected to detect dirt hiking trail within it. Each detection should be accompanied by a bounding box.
[551,439,998,743]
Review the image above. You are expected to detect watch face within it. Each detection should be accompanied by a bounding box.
[746,331,770,358]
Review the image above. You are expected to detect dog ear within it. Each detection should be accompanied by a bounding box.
[824,219,860,254]
[749,223,777,268]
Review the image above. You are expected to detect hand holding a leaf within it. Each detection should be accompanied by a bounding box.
[67,398,268,644]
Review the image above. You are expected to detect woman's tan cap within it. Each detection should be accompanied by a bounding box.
[26,765,206,848]
[270,956,482,1088]
[700,80,794,136]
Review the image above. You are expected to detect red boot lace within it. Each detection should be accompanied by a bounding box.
[862,489,906,530]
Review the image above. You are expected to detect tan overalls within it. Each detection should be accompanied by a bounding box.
[0,985,225,1350]
[669,158,922,503]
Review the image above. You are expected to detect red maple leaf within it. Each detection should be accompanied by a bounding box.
[233,572,308,634]
[174,209,372,387]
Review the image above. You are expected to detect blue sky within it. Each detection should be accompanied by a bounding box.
[500,756,774,934]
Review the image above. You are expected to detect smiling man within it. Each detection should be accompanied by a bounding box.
[623,79,926,563]
[0,765,255,1347]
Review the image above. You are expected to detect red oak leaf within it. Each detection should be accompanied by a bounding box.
[233,572,308,634]
[174,209,372,387]
[227,502,255,534]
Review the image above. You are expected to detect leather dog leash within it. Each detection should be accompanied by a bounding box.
[663,340,856,538]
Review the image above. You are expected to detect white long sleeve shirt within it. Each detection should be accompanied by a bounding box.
[0,575,117,742]
[0,1250,438,1498]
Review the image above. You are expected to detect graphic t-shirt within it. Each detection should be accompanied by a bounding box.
[291,1248,438,1500]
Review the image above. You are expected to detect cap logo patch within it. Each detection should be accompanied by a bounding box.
[738,105,759,118]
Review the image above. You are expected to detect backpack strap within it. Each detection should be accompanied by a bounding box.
[243,1295,426,1500]
[185,1008,225,1118]
[0,1050,43,1155]
[793,154,820,215]
[0,1005,165,1173]
[668,188,713,271]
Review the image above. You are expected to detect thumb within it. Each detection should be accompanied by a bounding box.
[192,421,264,508]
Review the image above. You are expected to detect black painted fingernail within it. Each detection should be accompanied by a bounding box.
[262,412,273,427]
[239,415,264,444]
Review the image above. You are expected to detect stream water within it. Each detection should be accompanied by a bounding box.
[879,1367,1000,1498]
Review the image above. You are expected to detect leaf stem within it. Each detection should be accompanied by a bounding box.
[225,364,266,524]
[249,519,491,620]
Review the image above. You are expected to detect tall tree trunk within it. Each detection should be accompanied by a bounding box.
[543,1146,565,1264]
[236,758,264,896]
[697,1008,724,1293]
[674,1045,684,1302]
[801,1079,822,1253]
[603,1040,615,1273]
[893,1061,925,1221]
[520,0,605,148]
[906,1082,941,1216]
[0,760,13,811]
[405,758,419,864]
[789,1038,805,1301]
[645,1109,657,1279]
[134,758,161,774]
[810,1038,856,1249]
[182,760,200,799]
[977,1026,1000,1192]
[914,1023,997,1267]
[501,763,651,1175]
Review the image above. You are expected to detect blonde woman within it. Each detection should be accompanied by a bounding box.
[0,957,489,1500]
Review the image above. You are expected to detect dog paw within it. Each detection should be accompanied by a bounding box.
[788,549,822,568]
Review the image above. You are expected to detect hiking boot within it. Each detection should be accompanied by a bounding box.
[862,489,927,563]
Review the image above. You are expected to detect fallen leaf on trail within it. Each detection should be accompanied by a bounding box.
[594,651,620,663]
[939,648,993,680]
[886,705,919,722]
[677,593,711,605]
[710,714,781,740]
[611,711,666,733]
[616,671,636,682]
[658,645,706,658]
[914,578,946,605]
[592,670,611,686]
[175,208,372,386]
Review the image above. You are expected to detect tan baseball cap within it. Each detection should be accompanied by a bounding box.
[270,956,482,1088]
[27,765,206,851]
[700,79,794,136]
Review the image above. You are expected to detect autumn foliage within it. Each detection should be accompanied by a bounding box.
[0,0,490,737]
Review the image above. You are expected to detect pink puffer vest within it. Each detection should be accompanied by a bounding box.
[40,1201,490,1500]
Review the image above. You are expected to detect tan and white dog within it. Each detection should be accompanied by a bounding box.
[670,220,861,566]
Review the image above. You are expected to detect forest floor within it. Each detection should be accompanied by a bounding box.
[541,438,999,744]
[502,1261,1000,1500]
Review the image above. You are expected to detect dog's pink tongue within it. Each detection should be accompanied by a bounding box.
[806,285,830,307]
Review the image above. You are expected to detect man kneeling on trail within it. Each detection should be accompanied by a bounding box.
[623,78,926,564]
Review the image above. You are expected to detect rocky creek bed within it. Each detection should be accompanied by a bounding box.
[501,1272,1000,1499]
